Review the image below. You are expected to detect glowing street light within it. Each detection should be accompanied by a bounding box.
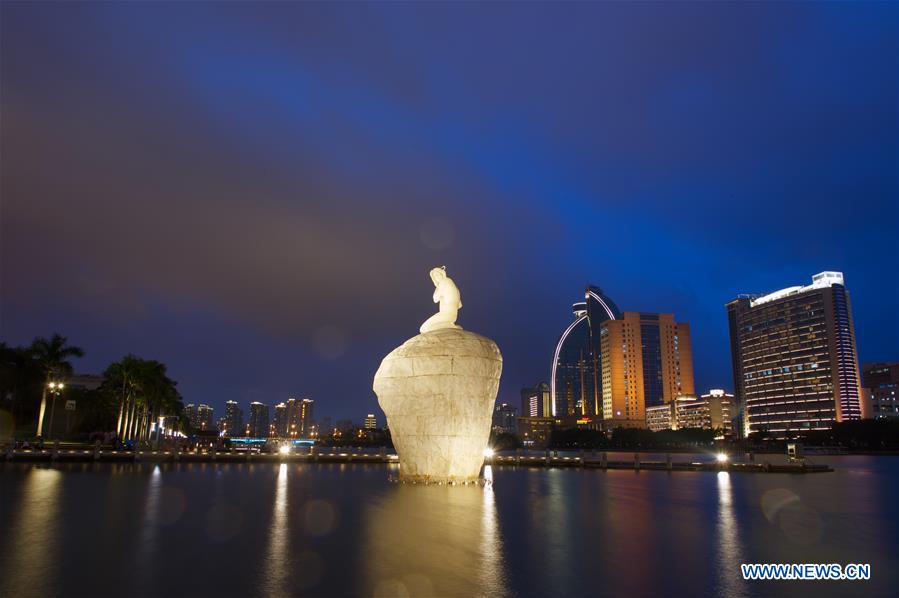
[483,447,494,459]
[716,452,729,463]
[279,444,291,456]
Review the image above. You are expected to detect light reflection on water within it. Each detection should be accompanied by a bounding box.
[0,457,896,598]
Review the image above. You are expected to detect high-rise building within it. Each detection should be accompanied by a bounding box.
[364,413,377,429]
[727,271,862,438]
[248,402,270,438]
[223,400,243,437]
[300,399,314,435]
[519,382,551,418]
[184,403,198,429]
[862,362,899,418]
[600,312,695,429]
[492,402,517,433]
[551,286,622,418]
[197,404,214,431]
[273,402,288,437]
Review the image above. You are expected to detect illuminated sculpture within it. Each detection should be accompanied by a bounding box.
[373,267,502,483]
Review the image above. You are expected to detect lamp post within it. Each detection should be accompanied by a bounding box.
[47,382,64,440]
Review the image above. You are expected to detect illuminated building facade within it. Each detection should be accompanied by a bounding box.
[600,312,695,429]
[727,272,863,437]
[284,398,314,437]
[248,401,270,438]
[364,413,377,429]
[223,400,243,437]
[520,382,551,418]
[551,286,621,418]
[197,404,214,431]
[862,362,899,418]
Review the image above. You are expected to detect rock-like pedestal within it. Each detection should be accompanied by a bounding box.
[373,327,502,483]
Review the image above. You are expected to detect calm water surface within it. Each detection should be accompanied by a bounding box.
[1,456,896,597]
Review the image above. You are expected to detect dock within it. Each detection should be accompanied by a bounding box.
[3,446,832,473]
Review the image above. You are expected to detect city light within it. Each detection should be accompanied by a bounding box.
[279,445,291,456]
[483,447,494,458]
[717,452,729,463]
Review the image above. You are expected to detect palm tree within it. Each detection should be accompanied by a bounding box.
[103,355,143,439]
[31,334,84,438]
[102,356,181,442]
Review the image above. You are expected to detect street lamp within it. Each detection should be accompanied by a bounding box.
[47,382,65,440]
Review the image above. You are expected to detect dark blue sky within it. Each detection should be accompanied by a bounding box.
[2,2,896,422]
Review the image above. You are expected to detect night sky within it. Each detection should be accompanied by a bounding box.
[2,2,896,422]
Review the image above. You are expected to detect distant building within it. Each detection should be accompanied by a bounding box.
[862,362,899,418]
[551,286,622,418]
[364,414,377,429]
[520,382,551,418]
[184,404,198,429]
[645,391,733,437]
[517,417,554,448]
[64,374,105,391]
[284,398,314,437]
[300,399,314,435]
[727,272,863,438]
[197,404,214,431]
[224,400,243,437]
[248,402,270,438]
[273,402,288,437]
[492,403,517,434]
[600,312,695,429]
[645,396,698,432]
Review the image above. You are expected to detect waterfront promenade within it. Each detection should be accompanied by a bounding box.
[3,444,832,473]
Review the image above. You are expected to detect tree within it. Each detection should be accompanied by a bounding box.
[102,356,182,442]
[30,334,84,437]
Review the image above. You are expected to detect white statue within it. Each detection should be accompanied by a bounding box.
[420,266,462,334]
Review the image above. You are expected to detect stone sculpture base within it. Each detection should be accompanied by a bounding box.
[373,327,502,483]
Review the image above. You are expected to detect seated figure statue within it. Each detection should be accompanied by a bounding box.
[420,266,462,334]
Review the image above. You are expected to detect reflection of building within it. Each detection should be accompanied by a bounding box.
[197,404,214,431]
[520,382,551,418]
[517,417,554,447]
[862,363,899,418]
[224,400,243,437]
[727,272,863,437]
[492,403,517,433]
[364,413,377,429]
[248,402,270,438]
[600,312,695,429]
[551,286,621,418]
[273,402,288,437]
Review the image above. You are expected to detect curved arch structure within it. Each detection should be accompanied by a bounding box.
[550,286,621,417]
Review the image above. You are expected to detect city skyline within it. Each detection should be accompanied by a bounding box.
[2,2,896,421]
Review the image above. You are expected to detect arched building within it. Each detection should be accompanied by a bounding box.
[551,286,622,418]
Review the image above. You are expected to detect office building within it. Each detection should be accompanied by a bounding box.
[551,286,622,418]
[364,413,377,429]
[223,400,243,437]
[516,417,554,448]
[492,403,517,434]
[727,271,863,437]
[600,312,695,429]
[645,396,697,432]
[184,404,198,429]
[285,397,315,437]
[248,402,270,438]
[644,390,733,437]
[197,404,214,431]
[520,382,551,418]
[273,402,288,437]
[862,362,899,418]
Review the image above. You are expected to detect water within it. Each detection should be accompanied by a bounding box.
[1,456,896,597]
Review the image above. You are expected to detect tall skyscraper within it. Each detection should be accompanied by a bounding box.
[184,403,198,429]
[300,399,314,435]
[284,397,315,437]
[519,382,551,418]
[224,400,243,437]
[273,402,288,437]
[248,402,270,438]
[727,271,862,437]
[364,413,377,429]
[197,404,214,431]
[862,362,899,418]
[551,285,621,418]
[600,312,695,429]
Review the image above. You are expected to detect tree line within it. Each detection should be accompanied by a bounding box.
[0,334,186,441]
